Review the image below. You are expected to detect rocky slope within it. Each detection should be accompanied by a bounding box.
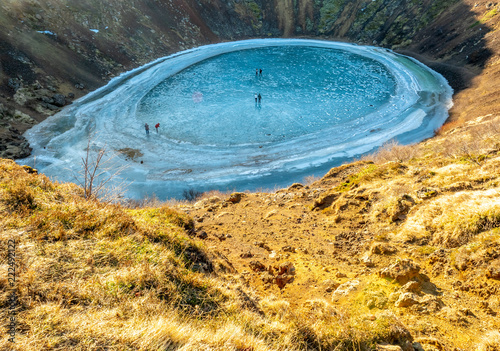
[1,0,499,158]
[177,113,500,350]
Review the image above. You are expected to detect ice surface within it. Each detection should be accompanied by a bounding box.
[19,39,453,199]
[36,30,56,36]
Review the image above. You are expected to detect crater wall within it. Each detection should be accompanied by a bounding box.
[0,0,499,158]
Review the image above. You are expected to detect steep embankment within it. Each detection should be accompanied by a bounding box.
[1,0,499,159]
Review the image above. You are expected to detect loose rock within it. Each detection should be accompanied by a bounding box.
[332,280,360,299]
[395,292,420,308]
[379,259,421,284]
[249,261,266,272]
[376,345,403,351]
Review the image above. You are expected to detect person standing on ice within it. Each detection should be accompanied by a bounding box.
[256,69,258,76]
[259,68,262,76]
[255,93,258,103]
[144,123,150,135]
[258,93,262,105]
[155,123,160,133]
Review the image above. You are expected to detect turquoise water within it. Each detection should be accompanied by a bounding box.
[137,46,395,145]
[20,39,453,199]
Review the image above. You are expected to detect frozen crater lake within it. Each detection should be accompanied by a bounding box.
[21,39,453,199]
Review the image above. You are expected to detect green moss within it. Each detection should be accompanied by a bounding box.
[480,8,498,23]
[335,164,379,192]
[319,0,346,33]
[246,1,261,18]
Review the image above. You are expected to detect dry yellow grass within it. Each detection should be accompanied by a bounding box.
[0,158,420,350]
[396,188,500,247]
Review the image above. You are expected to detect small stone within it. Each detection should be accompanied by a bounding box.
[249,260,266,272]
[361,254,375,267]
[22,165,38,174]
[264,210,278,219]
[371,242,397,255]
[322,279,340,292]
[376,345,403,351]
[277,261,295,276]
[196,231,207,239]
[52,94,66,107]
[260,272,274,284]
[275,274,294,289]
[417,187,438,199]
[288,183,304,190]
[240,251,253,258]
[336,272,347,278]
[282,245,295,253]
[486,259,500,279]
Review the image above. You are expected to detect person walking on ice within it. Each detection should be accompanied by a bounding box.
[254,93,258,103]
[258,93,262,105]
[145,123,150,135]
[155,123,160,133]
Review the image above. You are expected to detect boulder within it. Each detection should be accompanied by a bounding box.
[400,281,421,294]
[332,280,360,299]
[379,259,421,284]
[395,293,420,308]
[371,242,397,255]
[228,192,244,203]
[52,94,66,107]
